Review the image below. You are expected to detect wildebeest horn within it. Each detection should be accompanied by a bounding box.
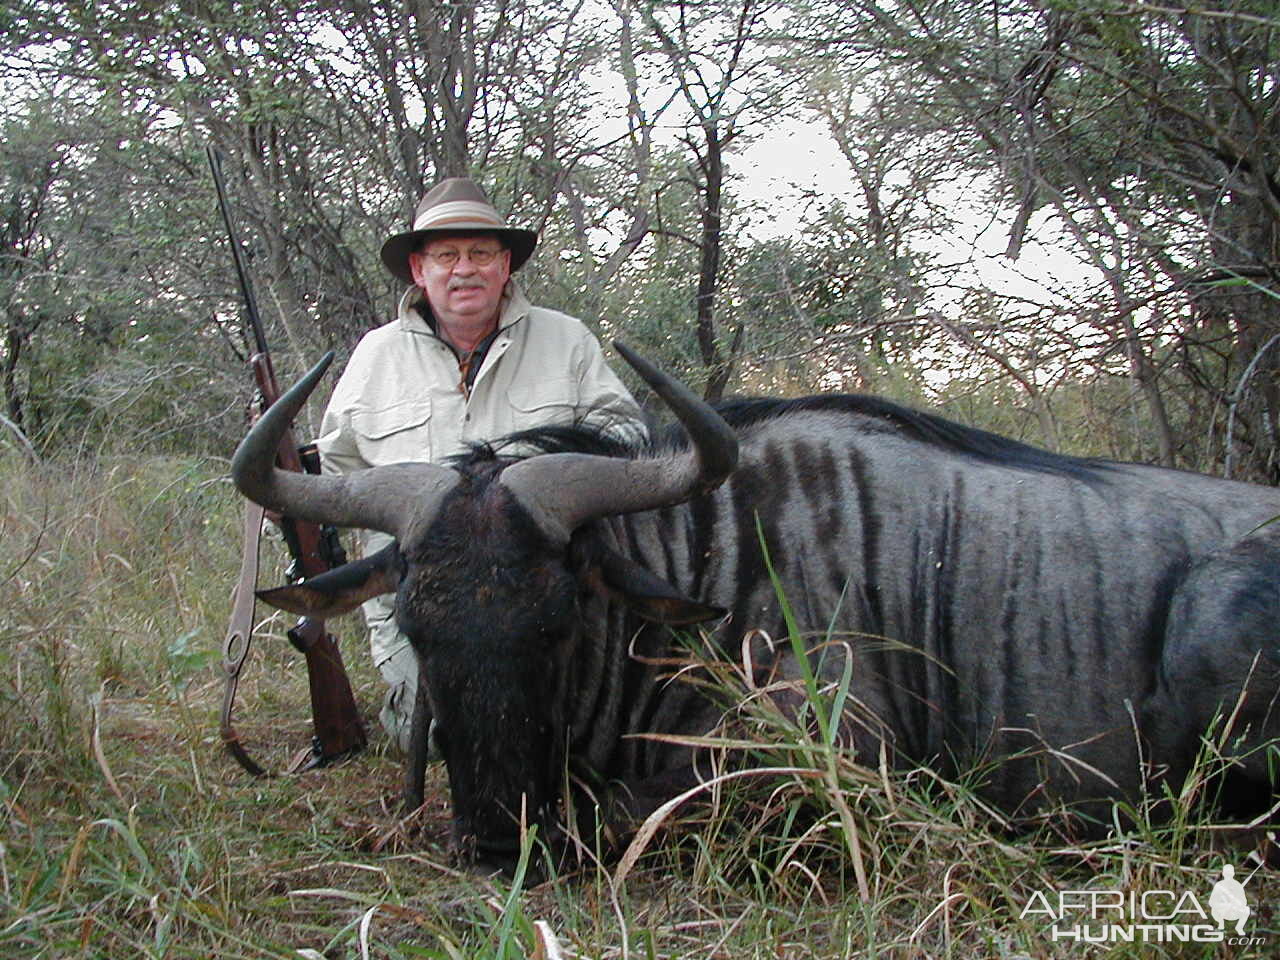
[230,351,456,540]
[501,341,738,543]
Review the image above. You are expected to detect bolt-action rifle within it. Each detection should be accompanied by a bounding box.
[209,146,366,775]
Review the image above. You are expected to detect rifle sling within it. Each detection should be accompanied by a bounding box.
[221,500,271,776]
[221,500,365,777]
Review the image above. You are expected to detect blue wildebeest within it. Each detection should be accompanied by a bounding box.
[232,345,1280,869]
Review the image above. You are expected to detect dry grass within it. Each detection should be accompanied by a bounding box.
[1,453,1276,958]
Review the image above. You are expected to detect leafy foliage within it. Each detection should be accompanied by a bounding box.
[1,2,1278,472]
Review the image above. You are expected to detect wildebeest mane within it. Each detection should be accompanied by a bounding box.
[460,394,1107,479]
[716,394,1107,478]
[458,420,637,464]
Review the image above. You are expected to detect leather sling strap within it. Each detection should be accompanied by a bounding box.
[220,500,273,776]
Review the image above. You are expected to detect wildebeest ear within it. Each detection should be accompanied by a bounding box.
[590,546,724,625]
[257,542,404,617]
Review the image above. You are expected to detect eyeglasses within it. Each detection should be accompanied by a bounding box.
[420,245,506,268]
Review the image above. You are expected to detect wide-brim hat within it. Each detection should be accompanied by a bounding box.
[380,178,539,283]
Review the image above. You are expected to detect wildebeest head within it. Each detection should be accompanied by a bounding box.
[230,344,737,865]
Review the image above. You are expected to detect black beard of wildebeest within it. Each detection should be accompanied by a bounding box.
[232,344,1280,875]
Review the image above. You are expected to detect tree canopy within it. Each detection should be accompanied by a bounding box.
[1,0,1276,482]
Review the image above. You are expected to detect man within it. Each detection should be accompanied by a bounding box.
[316,178,646,752]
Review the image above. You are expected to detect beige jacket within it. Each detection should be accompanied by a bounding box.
[315,279,645,669]
[317,280,644,474]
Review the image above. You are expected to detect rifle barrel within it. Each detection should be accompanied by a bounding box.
[206,146,271,359]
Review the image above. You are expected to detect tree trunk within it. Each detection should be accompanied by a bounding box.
[696,124,728,403]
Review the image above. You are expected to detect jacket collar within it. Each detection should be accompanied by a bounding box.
[396,278,531,337]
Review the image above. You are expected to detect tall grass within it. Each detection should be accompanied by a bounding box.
[1,452,1276,958]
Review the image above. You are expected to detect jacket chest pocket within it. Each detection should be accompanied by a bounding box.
[507,378,581,431]
[350,398,433,465]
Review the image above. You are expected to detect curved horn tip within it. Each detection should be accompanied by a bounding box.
[610,340,699,409]
[612,340,652,380]
[611,340,738,487]
[305,350,337,384]
[230,350,337,503]
[269,350,336,412]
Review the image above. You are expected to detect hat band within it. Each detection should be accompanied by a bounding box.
[413,199,508,232]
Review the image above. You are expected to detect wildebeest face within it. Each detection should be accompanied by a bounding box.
[395,475,580,865]
[256,464,724,871]
[232,346,738,868]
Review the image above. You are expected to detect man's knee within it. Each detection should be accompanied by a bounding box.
[376,644,418,752]
[375,645,440,761]
[379,681,415,754]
